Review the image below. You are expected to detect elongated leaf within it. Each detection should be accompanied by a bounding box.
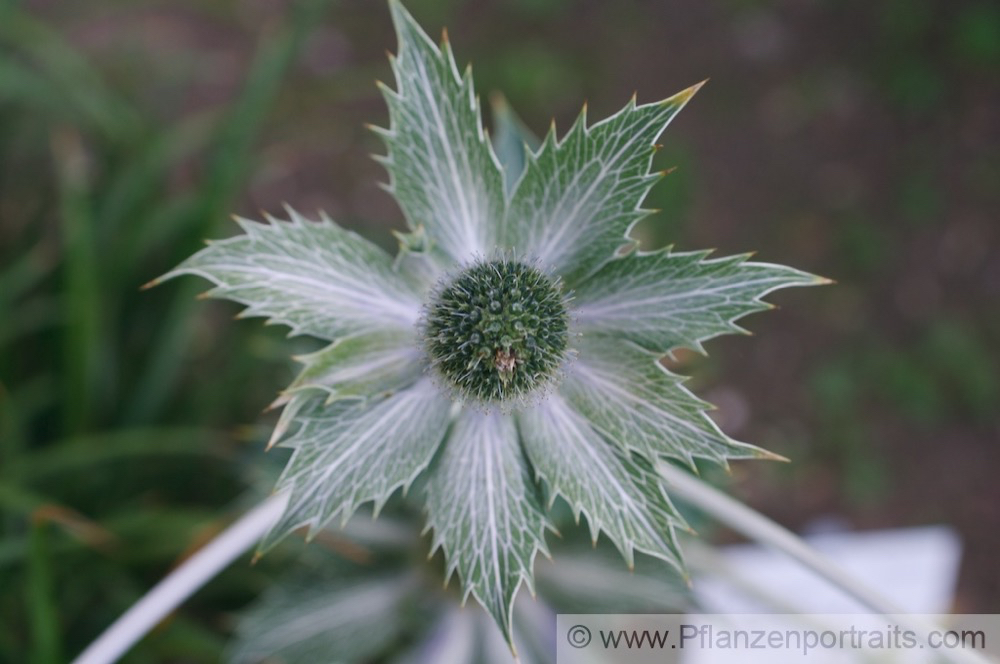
[229,571,419,664]
[562,336,769,466]
[153,208,422,341]
[399,606,476,664]
[376,0,506,265]
[573,248,827,355]
[392,225,447,294]
[518,393,686,570]
[472,596,555,664]
[262,378,451,550]
[503,85,700,286]
[389,599,555,664]
[27,522,61,664]
[424,410,550,642]
[276,330,423,405]
[490,93,540,196]
[535,548,690,614]
[267,330,424,449]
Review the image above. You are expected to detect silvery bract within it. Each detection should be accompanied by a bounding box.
[157,0,824,641]
[228,514,689,663]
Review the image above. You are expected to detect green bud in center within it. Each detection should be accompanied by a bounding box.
[423,258,569,406]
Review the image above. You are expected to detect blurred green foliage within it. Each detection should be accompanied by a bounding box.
[1,1,333,660]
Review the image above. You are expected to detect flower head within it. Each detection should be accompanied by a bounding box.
[155,0,825,642]
[423,256,569,406]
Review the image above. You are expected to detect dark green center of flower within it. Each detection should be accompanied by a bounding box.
[423,258,569,405]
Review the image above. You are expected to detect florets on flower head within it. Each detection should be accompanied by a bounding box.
[422,256,569,407]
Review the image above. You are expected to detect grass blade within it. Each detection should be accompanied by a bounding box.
[125,0,333,424]
[0,5,142,141]
[52,129,102,434]
[27,519,63,664]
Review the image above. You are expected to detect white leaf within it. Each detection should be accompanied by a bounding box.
[229,571,419,664]
[573,248,827,355]
[562,336,770,466]
[535,548,690,614]
[402,597,556,664]
[277,330,424,405]
[155,208,422,341]
[262,378,451,550]
[490,93,540,196]
[423,410,551,642]
[518,393,686,569]
[503,85,701,286]
[473,595,556,664]
[377,0,506,265]
[397,606,477,664]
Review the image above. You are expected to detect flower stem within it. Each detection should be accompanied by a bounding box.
[656,462,991,664]
[656,461,901,614]
[71,493,288,664]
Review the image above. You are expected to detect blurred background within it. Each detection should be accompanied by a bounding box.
[1,0,998,660]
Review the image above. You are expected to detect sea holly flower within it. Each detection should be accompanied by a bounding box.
[155,0,824,642]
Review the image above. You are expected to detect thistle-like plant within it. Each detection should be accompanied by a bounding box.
[155,0,824,642]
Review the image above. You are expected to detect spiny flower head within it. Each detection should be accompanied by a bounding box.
[154,0,826,646]
[423,257,569,406]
